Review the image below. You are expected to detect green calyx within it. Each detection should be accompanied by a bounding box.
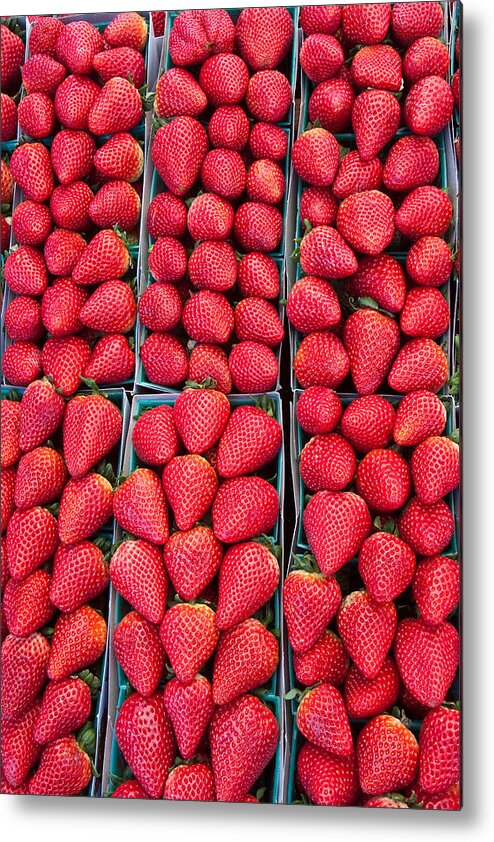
[291,552,319,574]
[77,669,101,697]
[77,721,97,758]
[184,377,218,391]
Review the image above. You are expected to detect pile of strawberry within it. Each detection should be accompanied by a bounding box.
[1,12,153,393]
[289,1,455,396]
[108,388,283,801]
[1,380,124,795]
[139,7,294,393]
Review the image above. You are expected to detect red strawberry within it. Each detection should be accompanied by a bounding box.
[235,6,293,70]
[28,734,92,796]
[395,186,452,241]
[199,53,250,107]
[299,225,358,279]
[188,240,238,292]
[50,538,110,612]
[333,151,383,201]
[155,67,206,119]
[292,127,339,187]
[201,147,246,198]
[41,336,91,397]
[88,77,143,135]
[246,159,285,205]
[188,193,234,241]
[54,74,101,131]
[33,677,92,745]
[283,561,341,654]
[132,405,180,468]
[296,742,358,807]
[2,157,14,205]
[62,391,122,477]
[3,569,54,637]
[41,280,88,338]
[1,466,16,536]
[411,435,459,505]
[351,44,402,91]
[83,334,135,385]
[296,387,342,436]
[44,229,87,276]
[246,70,292,123]
[296,682,353,757]
[418,706,460,794]
[4,297,44,344]
[1,93,18,140]
[152,117,209,197]
[2,343,42,387]
[72,229,130,285]
[394,617,459,707]
[300,186,338,228]
[50,128,96,184]
[344,656,401,719]
[388,338,449,394]
[160,602,219,683]
[79,280,136,334]
[394,390,447,447]
[406,236,453,286]
[47,605,106,681]
[349,252,407,313]
[164,762,215,802]
[55,20,103,74]
[300,433,356,492]
[249,122,288,161]
[400,287,450,338]
[398,496,454,556]
[233,201,282,253]
[294,331,350,390]
[410,780,459,809]
[300,33,344,84]
[115,692,176,799]
[111,780,150,798]
[4,245,48,296]
[341,395,396,453]
[88,180,140,231]
[342,3,391,44]
[229,340,279,393]
[141,332,189,387]
[212,618,279,704]
[22,54,66,97]
[138,283,182,334]
[357,714,419,795]
[12,200,53,246]
[391,2,444,46]
[168,9,234,67]
[352,90,401,161]
[110,540,168,624]
[164,525,222,601]
[412,555,460,626]
[210,694,278,802]
[216,404,282,478]
[7,506,58,581]
[404,37,449,84]
[173,387,230,453]
[148,236,188,284]
[359,532,416,603]
[14,446,67,509]
[162,455,217,531]
[147,192,187,240]
[188,344,232,394]
[209,104,250,151]
[114,610,165,696]
[1,632,50,722]
[104,12,148,52]
[163,675,214,760]
[58,472,113,544]
[17,93,55,139]
[93,132,144,183]
[1,23,25,93]
[93,46,145,89]
[300,5,341,35]
[286,276,340,334]
[344,309,400,395]
[383,135,440,192]
[212,476,279,543]
[337,590,397,679]
[337,190,395,255]
[0,399,21,468]
[1,700,42,788]
[29,16,65,57]
[405,75,454,136]
[113,468,169,544]
[216,541,279,630]
[1,214,11,251]
[356,448,411,513]
[293,630,349,688]
[237,252,280,299]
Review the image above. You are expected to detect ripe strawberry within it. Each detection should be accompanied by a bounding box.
[54,73,101,131]
[0,22,25,93]
[29,16,65,57]
[294,331,349,390]
[147,193,187,241]
[152,117,209,197]
[210,694,279,802]
[296,742,358,807]
[300,433,356,493]
[164,762,215,802]
[296,682,352,757]
[294,630,349,687]
[47,604,106,681]
[341,395,396,454]
[163,454,217,531]
[188,192,234,241]
[1,467,16,534]
[356,448,411,513]
[1,700,41,788]
[411,435,460,505]
[412,555,460,626]
[300,186,338,228]
[349,255,406,315]
[104,12,148,52]
[342,3,391,44]
[50,538,110,612]
[357,714,419,795]
[113,468,169,544]
[246,158,285,205]
[12,200,53,246]
[110,540,168,624]
[400,287,450,338]
[296,387,342,437]
[411,780,461,808]
[55,20,103,74]
[1,632,50,721]
[300,5,341,35]
[132,404,180,468]
[391,2,444,46]
[344,656,401,719]
[18,379,64,452]
[364,794,411,808]
[93,131,143,183]
[248,122,288,161]
[212,475,279,543]
[173,386,230,453]
[137,284,181,334]
[299,225,358,279]
[22,54,66,98]
[187,344,231,394]
[155,67,206,120]
[352,90,401,161]
[300,33,344,84]
[398,496,454,556]
[115,692,176,799]
[41,280,88,338]
[359,531,416,603]
[383,135,440,192]
[33,677,92,745]
[83,334,135,385]
[88,77,144,135]
[2,157,14,205]
[351,44,402,91]
[14,446,67,510]
[0,399,21,468]
[4,244,48,296]
[188,241,237,294]
[114,610,165,697]
[235,6,293,70]
[50,128,96,184]
[394,617,459,707]
[72,229,130,285]
[405,75,454,136]
[1,93,18,140]
[233,201,282,253]
[216,404,282,478]
[41,336,91,397]
[88,180,140,231]
[229,340,279,393]
[44,229,87,276]
[201,149,247,202]
[164,525,221,602]
[404,37,449,84]
[17,93,55,139]
[246,70,292,123]
[395,186,452,241]
[388,337,449,393]
[286,276,340,334]
[283,561,341,654]
[406,236,453,286]
[62,391,122,477]
[213,618,279,704]
[79,279,136,334]
[148,236,188,284]
[58,472,113,544]
[2,343,42,387]
[234,298,284,346]
[160,602,219,683]
[304,491,371,577]
[163,675,214,760]
[7,506,58,581]
[337,590,397,679]
[292,127,339,188]
[28,733,92,796]
[168,9,234,67]
[93,46,145,89]
[237,252,280,299]
[394,390,447,447]
[344,309,400,396]
[418,706,460,794]
[208,104,250,151]
[141,332,189,387]
[200,53,250,107]
[3,569,54,637]
[333,151,383,202]
[337,190,395,255]
[216,540,279,630]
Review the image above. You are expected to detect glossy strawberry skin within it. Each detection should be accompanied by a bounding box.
[164,525,222,601]
[304,491,371,576]
[236,252,281,299]
[412,555,460,626]
[296,742,358,807]
[341,395,396,453]
[383,135,440,193]
[294,331,350,390]
[1,632,50,722]
[163,675,214,761]
[50,539,109,613]
[1,700,42,788]
[296,682,353,758]
[7,506,59,581]
[3,569,55,638]
[110,540,168,625]
[115,692,176,799]
[159,603,219,684]
[113,468,169,545]
[418,706,460,794]
[337,590,397,680]
[33,678,92,745]
[216,405,282,478]
[47,604,107,681]
[393,390,447,447]
[212,618,279,705]
[62,393,122,478]
[132,404,180,468]
[283,569,341,654]
[28,735,92,796]
[114,611,165,697]
[398,496,454,557]
[296,387,342,436]
[215,541,280,631]
[344,309,401,396]
[356,448,411,513]
[394,617,459,708]
[411,435,460,505]
[344,657,401,720]
[293,630,349,688]
[229,341,279,393]
[212,476,279,543]
[357,714,419,796]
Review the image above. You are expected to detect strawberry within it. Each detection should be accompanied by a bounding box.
[4,245,48,296]
[300,5,341,35]
[359,532,416,603]
[351,44,402,91]
[395,185,452,241]
[114,610,165,697]
[233,201,282,253]
[341,395,396,453]
[245,70,292,123]
[296,387,342,436]
[41,280,88,338]
[41,336,91,397]
[293,630,349,688]
[237,252,280,299]
[72,229,130,285]
[413,555,460,627]
[29,16,65,56]
[152,117,209,197]
[411,435,460,505]
[406,236,453,286]
[148,236,188,284]
[55,20,103,74]
[83,334,135,385]
[300,33,344,84]
[286,276,340,334]
[17,93,55,139]
[229,340,279,393]
[88,180,141,231]
[22,54,66,98]
[188,240,238,292]
[164,525,222,601]
[291,127,339,187]
[337,190,395,255]
[212,476,279,543]
[1,467,16,534]
[47,604,106,681]
[110,540,168,624]
[163,675,214,760]
[248,122,288,161]
[213,618,279,704]
[342,3,391,44]
[93,132,144,183]
[283,561,341,654]
[344,309,401,395]
[199,53,250,107]
[138,283,182,333]
[300,433,356,492]
[388,338,449,393]
[398,496,454,556]
[1,93,18,140]
[188,344,232,394]
[235,6,293,71]
[394,390,447,447]
[1,631,50,721]
[12,200,53,246]
[356,448,411,513]
[54,74,101,131]
[0,399,21,467]
[299,225,358,279]
[1,700,41,787]
[79,280,136,334]
[14,446,67,510]
[300,186,338,228]
[147,192,187,240]
[141,332,189,387]
[50,538,110,612]
[216,541,279,630]
[7,507,58,581]
[400,287,450,338]
[104,11,147,52]
[44,229,87,276]
[1,214,11,252]
[113,468,169,544]
[294,331,350,390]
[163,455,217,531]
[412,782,460,810]
[333,151,383,201]
[132,405,180,468]
[296,742,358,807]
[58,472,113,544]
[394,617,459,707]
[208,104,250,151]
[363,795,410,809]
[155,68,207,119]
[391,2,444,46]
[357,714,419,795]
[3,569,54,637]
[50,128,96,184]
[2,157,14,205]
[296,682,353,757]
[452,70,460,109]
[405,75,454,136]
[93,46,145,89]
[173,386,230,453]
[216,404,282,478]
[246,159,285,205]
[403,37,449,84]
[351,90,401,161]
[0,23,25,93]
[383,135,440,192]
[115,692,175,799]
[188,193,234,241]
[344,656,401,719]
[62,391,122,478]
[168,9,234,67]
[34,676,92,745]
[337,590,397,679]
[88,77,144,135]
[160,602,219,683]
[418,706,460,794]
[164,762,215,802]
[210,694,278,802]
[111,780,150,798]
[2,343,42,387]
[28,734,92,796]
